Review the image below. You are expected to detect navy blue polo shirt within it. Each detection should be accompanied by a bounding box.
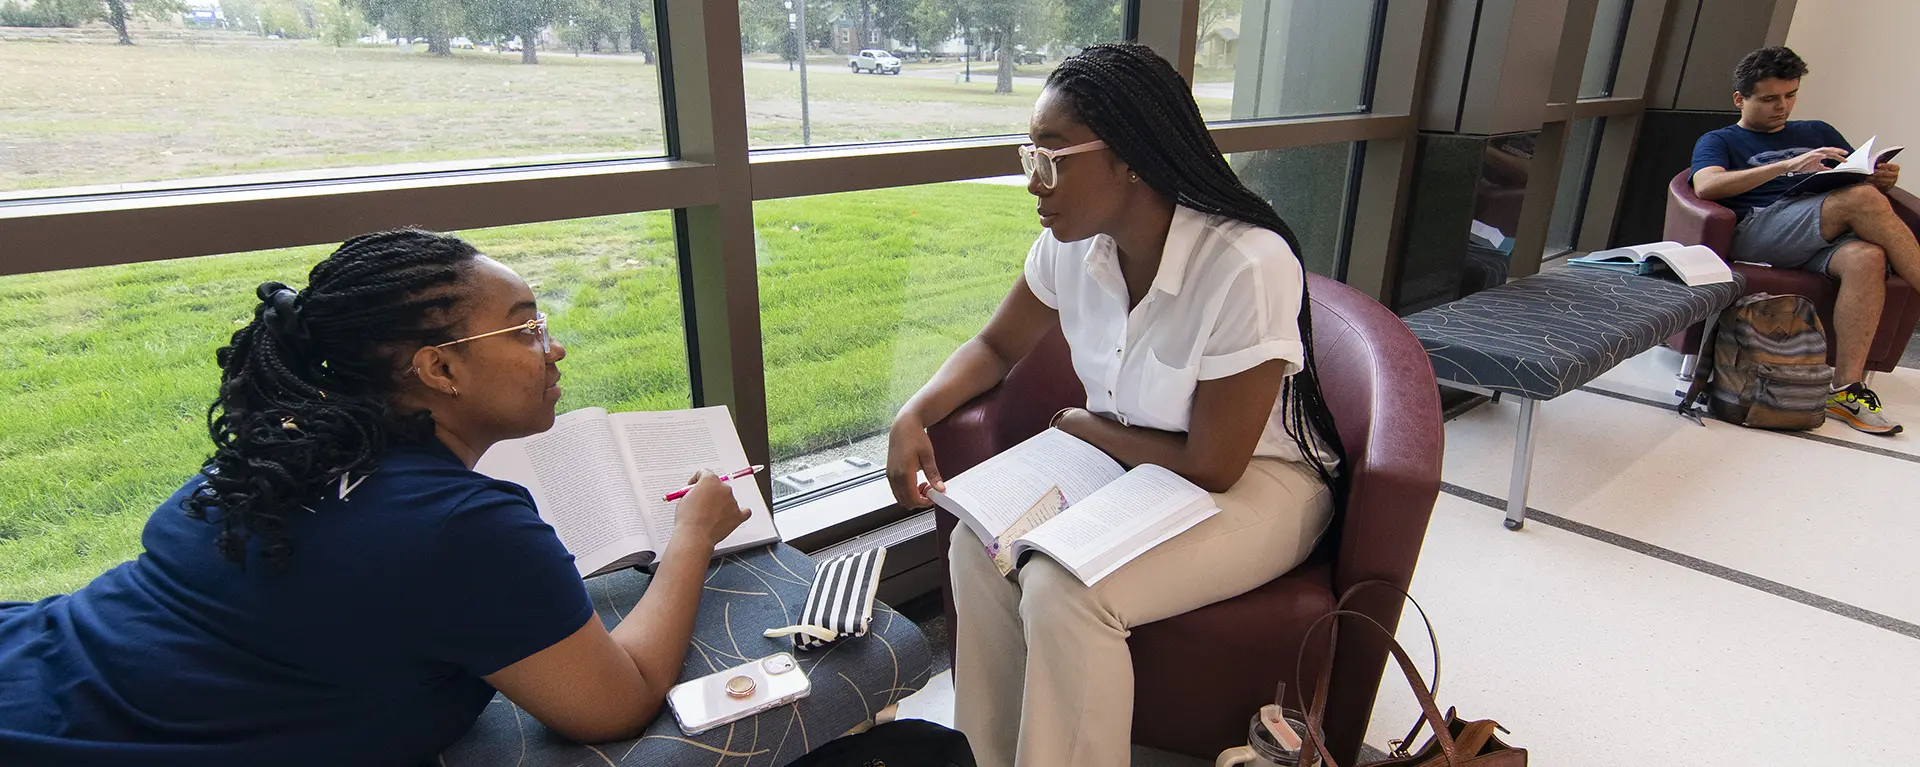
[0,439,594,766]
[1691,119,1853,217]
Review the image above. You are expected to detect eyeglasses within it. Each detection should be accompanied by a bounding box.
[436,312,550,355]
[1018,139,1108,190]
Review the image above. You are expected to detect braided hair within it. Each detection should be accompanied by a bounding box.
[1046,43,1346,487]
[188,229,482,567]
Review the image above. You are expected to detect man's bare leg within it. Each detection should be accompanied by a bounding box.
[1821,184,1920,289]
[1825,241,1887,387]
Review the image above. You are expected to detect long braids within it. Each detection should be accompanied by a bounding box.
[1047,43,1346,488]
[189,229,481,567]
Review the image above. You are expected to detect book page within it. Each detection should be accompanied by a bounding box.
[1016,464,1209,576]
[612,407,779,557]
[473,408,654,577]
[1584,241,1680,263]
[937,429,1125,541]
[1651,244,1734,286]
[1834,136,1877,173]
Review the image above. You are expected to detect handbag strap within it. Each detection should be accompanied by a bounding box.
[1296,581,1443,755]
[1297,595,1459,767]
[1298,609,1460,767]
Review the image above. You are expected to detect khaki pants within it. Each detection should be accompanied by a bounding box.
[949,458,1334,767]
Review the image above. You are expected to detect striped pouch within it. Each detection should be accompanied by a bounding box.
[763,547,888,651]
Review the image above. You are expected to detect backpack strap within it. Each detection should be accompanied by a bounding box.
[1677,306,1726,422]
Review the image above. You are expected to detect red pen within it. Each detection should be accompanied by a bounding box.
[662,465,764,502]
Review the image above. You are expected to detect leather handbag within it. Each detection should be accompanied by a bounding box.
[1295,582,1527,767]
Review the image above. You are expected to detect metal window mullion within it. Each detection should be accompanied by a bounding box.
[1340,0,1439,303]
[660,0,772,499]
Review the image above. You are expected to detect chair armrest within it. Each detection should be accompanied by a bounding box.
[1888,185,1920,235]
[925,385,1011,480]
[1664,171,1738,254]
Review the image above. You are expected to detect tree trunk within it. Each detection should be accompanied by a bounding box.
[520,24,538,64]
[107,0,132,45]
[996,32,1014,94]
[626,0,652,63]
[427,36,451,55]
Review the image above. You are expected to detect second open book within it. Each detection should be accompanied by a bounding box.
[930,429,1219,587]
[474,407,781,578]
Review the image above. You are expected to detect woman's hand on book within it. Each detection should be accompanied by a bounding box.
[674,470,750,547]
[886,413,945,509]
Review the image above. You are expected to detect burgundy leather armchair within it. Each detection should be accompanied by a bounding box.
[927,275,1445,762]
[1664,170,1920,371]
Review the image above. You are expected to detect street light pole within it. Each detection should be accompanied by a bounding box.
[792,0,812,145]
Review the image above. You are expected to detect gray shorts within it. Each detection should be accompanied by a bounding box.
[1731,192,1856,275]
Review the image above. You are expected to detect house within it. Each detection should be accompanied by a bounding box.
[1201,26,1239,70]
[829,18,883,55]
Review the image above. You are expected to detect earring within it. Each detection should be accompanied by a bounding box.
[448,386,459,397]
[1129,172,1139,183]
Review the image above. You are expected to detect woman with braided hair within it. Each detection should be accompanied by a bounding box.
[886,44,1344,766]
[0,229,748,765]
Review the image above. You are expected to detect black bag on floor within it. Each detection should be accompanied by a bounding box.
[786,719,975,767]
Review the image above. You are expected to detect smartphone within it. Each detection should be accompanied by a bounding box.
[666,653,811,735]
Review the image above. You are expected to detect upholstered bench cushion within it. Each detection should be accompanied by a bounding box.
[1402,269,1744,400]
[442,544,931,767]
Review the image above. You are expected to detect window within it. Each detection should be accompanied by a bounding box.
[0,0,666,197]
[1194,0,1385,123]
[1230,143,1362,278]
[735,0,1123,148]
[1548,118,1605,255]
[0,212,683,600]
[756,179,1036,502]
[1579,0,1632,98]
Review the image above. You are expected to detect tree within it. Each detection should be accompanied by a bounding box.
[466,0,562,63]
[623,0,652,62]
[102,0,186,44]
[1197,0,1234,37]
[1057,0,1118,51]
[316,0,369,45]
[352,0,461,54]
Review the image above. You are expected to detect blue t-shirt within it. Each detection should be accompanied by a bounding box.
[0,440,594,766]
[1691,120,1853,217]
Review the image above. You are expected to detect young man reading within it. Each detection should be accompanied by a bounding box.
[1691,46,1916,435]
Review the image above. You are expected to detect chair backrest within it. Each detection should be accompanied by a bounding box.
[1300,274,1442,589]
[1665,168,1738,256]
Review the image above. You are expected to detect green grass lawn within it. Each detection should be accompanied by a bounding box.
[0,181,1037,601]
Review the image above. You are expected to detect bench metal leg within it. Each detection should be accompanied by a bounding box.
[1506,398,1539,531]
[1677,310,1721,382]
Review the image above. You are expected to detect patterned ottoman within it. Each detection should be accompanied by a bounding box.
[441,544,932,766]
[1402,268,1745,529]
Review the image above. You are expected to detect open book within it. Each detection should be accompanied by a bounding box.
[1786,135,1903,197]
[474,406,781,578]
[1567,241,1733,286]
[929,429,1219,587]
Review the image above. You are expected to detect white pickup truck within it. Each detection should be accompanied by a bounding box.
[848,49,902,75]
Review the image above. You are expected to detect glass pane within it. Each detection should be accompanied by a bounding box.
[1194,0,1384,122]
[757,180,1036,500]
[737,0,1123,148]
[1229,143,1359,278]
[1,4,666,196]
[1548,118,1604,255]
[0,213,684,600]
[1579,0,1632,98]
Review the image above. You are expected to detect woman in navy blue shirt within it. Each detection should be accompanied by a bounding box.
[0,229,749,765]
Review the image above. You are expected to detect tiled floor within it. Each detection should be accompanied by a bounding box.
[897,346,1920,766]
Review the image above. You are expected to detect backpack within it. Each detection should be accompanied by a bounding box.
[1679,293,1833,430]
[785,719,976,767]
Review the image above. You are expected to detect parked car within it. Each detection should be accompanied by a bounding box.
[450,36,474,49]
[848,49,902,75]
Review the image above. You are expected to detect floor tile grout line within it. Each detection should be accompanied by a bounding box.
[1572,385,1920,465]
[1437,482,1920,643]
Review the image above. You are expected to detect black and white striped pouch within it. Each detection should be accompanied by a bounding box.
[763,547,888,651]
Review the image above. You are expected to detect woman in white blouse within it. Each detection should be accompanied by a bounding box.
[885,44,1345,767]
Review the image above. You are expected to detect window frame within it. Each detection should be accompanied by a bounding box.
[0,0,1671,543]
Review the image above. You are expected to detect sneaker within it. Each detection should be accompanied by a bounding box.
[1826,383,1903,435]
